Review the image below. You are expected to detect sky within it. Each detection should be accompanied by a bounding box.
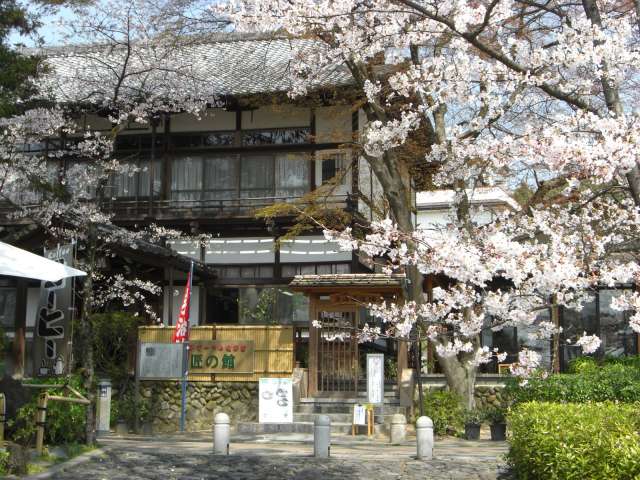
[8,2,75,48]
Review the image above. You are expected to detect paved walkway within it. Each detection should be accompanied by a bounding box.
[44,433,510,480]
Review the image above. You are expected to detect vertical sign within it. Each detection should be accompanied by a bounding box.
[259,378,293,423]
[33,244,75,376]
[367,354,384,405]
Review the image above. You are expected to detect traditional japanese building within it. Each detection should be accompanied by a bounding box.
[0,33,406,431]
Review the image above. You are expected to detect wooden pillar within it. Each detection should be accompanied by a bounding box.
[12,279,27,378]
[397,340,408,389]
[35,393,48,455]
[308,295,319,397]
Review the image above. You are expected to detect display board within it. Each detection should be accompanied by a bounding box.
[353,404,367,426]
[138,342,184,379]
[366,354,385,405]
[188,340,254,374]
[259,377,293,423]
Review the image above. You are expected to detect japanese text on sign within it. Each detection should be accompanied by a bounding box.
[188,341,254,374]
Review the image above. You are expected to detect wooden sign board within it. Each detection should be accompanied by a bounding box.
[189,340,255,374]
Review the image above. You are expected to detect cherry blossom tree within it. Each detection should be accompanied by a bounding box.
[0,0,224,442]
[220,0,640,407]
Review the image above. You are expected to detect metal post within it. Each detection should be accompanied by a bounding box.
[390,413,407,444]
[213,412,230,455]
[96,379,112,436]
[416,416,434,460]
[35,393,48,456]
[314,415,331,458]
[0,393,5,442]
[180,342,188,433]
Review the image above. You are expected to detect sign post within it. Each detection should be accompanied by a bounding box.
[366,354,385,405]
[366,353,384,435]
[172,261,193,433]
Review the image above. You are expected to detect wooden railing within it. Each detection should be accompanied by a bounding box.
[138,325,294,382]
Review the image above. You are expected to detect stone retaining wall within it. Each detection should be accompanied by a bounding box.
[417,385,510,410]
[140,381,258,433]
[473,386,510,409]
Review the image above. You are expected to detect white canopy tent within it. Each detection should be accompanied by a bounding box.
[0,241,86,282]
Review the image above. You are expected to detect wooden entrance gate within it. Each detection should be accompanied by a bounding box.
[289,273,407,398]
[316,311,358,393]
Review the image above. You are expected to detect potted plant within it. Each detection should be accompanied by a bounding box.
[485,406,507,441]
[463,409,482,440]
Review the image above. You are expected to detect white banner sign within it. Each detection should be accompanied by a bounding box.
[367,354,385,405]
[259,378,293,423]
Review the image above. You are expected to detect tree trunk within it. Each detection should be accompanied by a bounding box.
[79,229,97,445]
[437,353,477,410]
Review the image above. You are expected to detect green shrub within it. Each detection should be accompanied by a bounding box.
[420,389,464,436]
[505,362,640,404]
[508,402,640,480]
[0,450,9,475]
[10,375,87,446]
[110,390,151,427]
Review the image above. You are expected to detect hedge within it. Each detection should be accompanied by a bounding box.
[508,402,640,480]
[505,362,640,403]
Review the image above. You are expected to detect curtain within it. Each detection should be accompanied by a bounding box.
[138,159,162,197]
[240,155,274,198]
[171,155,203,201]
[276,153,310,198]
[203,155,239,200]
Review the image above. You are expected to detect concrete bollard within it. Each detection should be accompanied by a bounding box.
[314,415,331,458]
[390,413,407,444]
[416,416,434,460]
[96,379,112,436]
[213,413,230,455]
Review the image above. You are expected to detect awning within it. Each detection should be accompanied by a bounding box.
[0,241,86,282]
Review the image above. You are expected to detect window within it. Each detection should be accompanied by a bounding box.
[276,153,310,198]
[240,155,274,198]
[203,155,239,200]
[239,287,309,324]
[599,289,636,357]
[205,288,239,324]
[170,152,313,202]
[316,150,348,186]
[0,288,16,328]
[111,160,161,199]
[171,156,203,201]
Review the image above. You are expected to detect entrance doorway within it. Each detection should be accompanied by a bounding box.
[316,311,358,393]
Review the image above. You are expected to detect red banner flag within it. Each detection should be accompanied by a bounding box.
[172,262,193,343]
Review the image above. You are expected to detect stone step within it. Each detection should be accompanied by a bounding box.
[299,397,400,404]
[292,413,400,424]
[295,404,408,415]
[236,422,386,436]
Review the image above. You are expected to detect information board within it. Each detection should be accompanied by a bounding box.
[138,343,184,379]
[353,404,367,426]
[259,378,293,423]
[367,354,385,405]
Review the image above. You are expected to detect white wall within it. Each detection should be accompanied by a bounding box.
[280,235,351,263]
[242,105,310,129]
[171,109,236,132]
[205,238,275,264]
[315,106,352,143]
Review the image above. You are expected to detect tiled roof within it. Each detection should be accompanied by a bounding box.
[35,33,353,103]
[289,274,405,290]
